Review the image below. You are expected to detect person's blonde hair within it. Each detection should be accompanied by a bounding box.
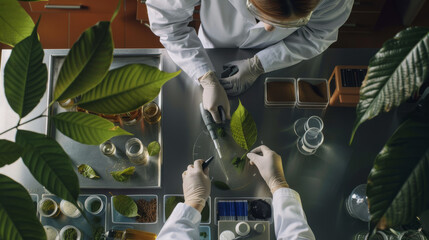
[251,0,320,20]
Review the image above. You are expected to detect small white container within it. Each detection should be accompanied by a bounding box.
[43,225,59,240]
[84,195,104,215]
[38,198,59,218]
[60,200,83,218]
[59,225,81,240]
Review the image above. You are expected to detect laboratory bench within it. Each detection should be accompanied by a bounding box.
[1,48,427,239]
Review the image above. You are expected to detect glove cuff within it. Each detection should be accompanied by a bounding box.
[249,55,265,76]
[198,71,219,88]
[268,176,289,194]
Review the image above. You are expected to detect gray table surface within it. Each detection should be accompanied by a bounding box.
[1,48,427,239]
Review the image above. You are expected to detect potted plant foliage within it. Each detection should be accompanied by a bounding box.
[350,27,429,236]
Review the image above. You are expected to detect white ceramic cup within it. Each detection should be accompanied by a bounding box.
[60,200,83,218]
[59,225,81,240]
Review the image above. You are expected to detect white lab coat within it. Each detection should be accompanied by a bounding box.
[146,0,353,81]
[156,188,315,240]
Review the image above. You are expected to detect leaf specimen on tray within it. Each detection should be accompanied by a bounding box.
[0,174,45,240]
[77,164,100,179]
[4,19,47,118]
[110,166,135,182]
[53,112,132,145]
[213,180,231,191]
[230,100,257,151]
[148,141,160,156]
[78,64,180,114]
[113,195,139,217]
[0,140,22,167]
[350,27,429,143]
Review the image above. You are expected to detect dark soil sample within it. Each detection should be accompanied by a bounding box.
[298,81,328,103]
[266,82,295,102]
[136,198,157,223]
[249,199,271,220]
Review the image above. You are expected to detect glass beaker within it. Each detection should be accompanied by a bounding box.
[143,102,161,124]
[294,115,324,137]
[99,140,117,156]
[346,184,370,222]
[297,127,324,155]
[353,231,392,240]
[125,138,149,165]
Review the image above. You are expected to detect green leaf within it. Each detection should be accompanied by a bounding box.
[0,174,46,240]
[52,112,132,145]
[0,140,22,167]
[350,27,429,143]
[113,195,139,217]
[53,21,113,102]
[148,141,160,156]
[0,0,34,47]
[111,0,122,22]
[77,164,100,179]
[213,180,230,191]
[165,196,184,220]
[77,64,180,114]
[4,19,47,118]
[230,100,257,151]
[367,119,429,230]
[15,130,79,205]
[110,167,135,182]
[231,156,246,173]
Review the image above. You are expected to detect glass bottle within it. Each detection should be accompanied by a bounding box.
[142,102,161,124]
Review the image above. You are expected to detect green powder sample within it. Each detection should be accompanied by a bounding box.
[91,201,101,212]
[41,200,55,215]
[64,228,77,240]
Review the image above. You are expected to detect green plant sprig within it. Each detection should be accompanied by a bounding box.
[0,114,47,136]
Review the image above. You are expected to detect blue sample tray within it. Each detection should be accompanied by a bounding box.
[40,194,107,240]
[199,226,211,240]
[111,195,158,224]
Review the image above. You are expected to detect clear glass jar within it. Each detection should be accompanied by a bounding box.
[143,102,161,124]
[125,138,149,165]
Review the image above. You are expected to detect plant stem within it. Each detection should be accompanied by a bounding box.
[0,114,47,136]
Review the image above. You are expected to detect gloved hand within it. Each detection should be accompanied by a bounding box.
[247,145,289,194]
[182,160,211,212]
[199,71,231,123]
[219,55,264,96]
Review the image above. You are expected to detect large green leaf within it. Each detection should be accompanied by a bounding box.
[0,140,22,167]
[230,100,257,151]
[350,27,429,143]
[53,21,113,102]
[112,195,139,217]
[0,174,46,240]
[52,112,132,145]
[15,130,79,205]
[0,0,34,47]
[367,119,429,230]
[4,20,47,118]
[77,64,180,114]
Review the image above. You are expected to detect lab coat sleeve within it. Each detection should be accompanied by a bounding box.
[273,188,315,240]
[256,0,353,73]
[156,203,201,240]
[146,0,214,82]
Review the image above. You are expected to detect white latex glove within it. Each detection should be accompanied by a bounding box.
[219,55,264,96]
[199,71,231,123]
[182,160,211,212]
[247,145,289,194]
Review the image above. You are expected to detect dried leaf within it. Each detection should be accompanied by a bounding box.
[148,141,160,156]
[110,167,135,182]
[78,164,100,179]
